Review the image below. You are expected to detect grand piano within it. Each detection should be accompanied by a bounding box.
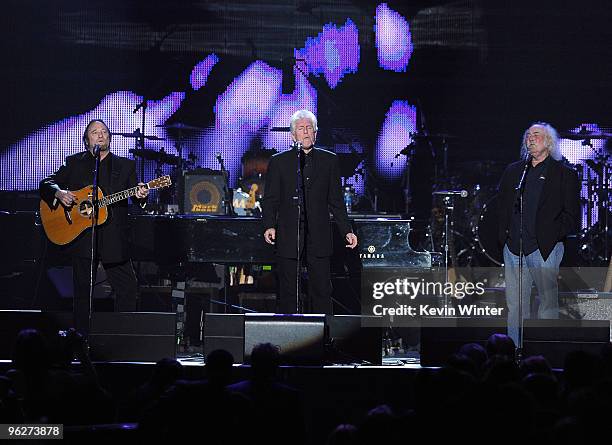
[0,211,431,268]
[0,211,432,315]
[126,213,432,315]
[127,214,431,268]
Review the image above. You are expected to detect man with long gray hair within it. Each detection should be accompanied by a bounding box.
[496,122,580,346]
[263,109,358,314]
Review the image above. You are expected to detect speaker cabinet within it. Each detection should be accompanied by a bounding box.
[88,312,176,362]
[181,169,227,215]
[204,313,245,363]
[522,319,610,368]
[420,319,505,367]
[326,315,382,365]
[202,314,381,366]
[244,314,325,366]
[0,311,175,363]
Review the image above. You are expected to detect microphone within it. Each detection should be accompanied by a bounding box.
[216,152,226,171]
[133,100,146,114]
[433,189,469,198]
[515,155,532,192]
[93,144,101,157]
[292,141,303,150]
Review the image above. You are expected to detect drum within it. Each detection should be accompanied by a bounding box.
[475,194,503,266]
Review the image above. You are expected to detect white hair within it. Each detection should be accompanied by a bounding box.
[290,109,318,134]
[520,122,562,161]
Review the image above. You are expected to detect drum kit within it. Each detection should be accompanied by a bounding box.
[403,126,612,268]
[429,173,506,268]
[558,127,612,266]
[395,129,506,268]
[233,148,277,216]
[111,90,376,216]
[113,118,367,216]
[113,121,202,211]
[114,110,611,267]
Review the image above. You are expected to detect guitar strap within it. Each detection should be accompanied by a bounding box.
[105,154,114,221]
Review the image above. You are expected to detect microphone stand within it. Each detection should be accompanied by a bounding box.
[514,155,531,360]
[443,195,453,292]
[433,190,467,307]
[87,145,102,337]
[216,153,233,216]
[294,141,303,313]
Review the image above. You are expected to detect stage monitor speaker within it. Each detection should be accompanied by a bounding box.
[420,319,506,367]
[523,319,610,368]
[244,314,325,366]
[88,312,176,362]
[326,315,382,365]
[182,169,226,215]
[203,313,245,363]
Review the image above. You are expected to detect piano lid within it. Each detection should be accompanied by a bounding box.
[353,219,431,268]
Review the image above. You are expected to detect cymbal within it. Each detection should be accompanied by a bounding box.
[559,129,612,140]
[129,148,179,165]
[112,131,166,141]
[155,122,205,131]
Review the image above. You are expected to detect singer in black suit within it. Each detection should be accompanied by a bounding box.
[263,110,358,314]
[39,119,149,334]
[496,122,580,344]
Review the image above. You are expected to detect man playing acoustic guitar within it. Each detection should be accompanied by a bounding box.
[39,119,149,335]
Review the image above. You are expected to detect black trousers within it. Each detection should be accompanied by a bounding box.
[276,228,332,314]
[72,257,138,334]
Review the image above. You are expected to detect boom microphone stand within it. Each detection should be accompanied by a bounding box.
[216,153,234,216]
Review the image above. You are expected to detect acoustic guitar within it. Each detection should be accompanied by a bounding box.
[40,175,171,245]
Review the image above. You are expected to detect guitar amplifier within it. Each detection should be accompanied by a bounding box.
[181,169,227,215]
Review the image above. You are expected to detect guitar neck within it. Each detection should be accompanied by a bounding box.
[95,175,170,208]
[98,186,141,208]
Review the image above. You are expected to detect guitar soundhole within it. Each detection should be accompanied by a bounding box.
[79,200,93,217]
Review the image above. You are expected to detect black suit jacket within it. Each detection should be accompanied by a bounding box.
[262,147,352,258]
[496,158,580,261]
[39,151,144,263]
